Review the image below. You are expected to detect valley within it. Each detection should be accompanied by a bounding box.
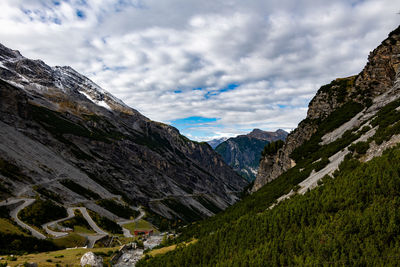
[136,26,400,266]
[0,4,398,266]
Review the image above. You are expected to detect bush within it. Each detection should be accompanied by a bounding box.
[19,199,67,227]
[87,210,122,234]
[60,179,100,200]
[60,210,91,230]
[261,140,284,157]
[96,199,138,219]
[348,141,369,154]
[33,186,62,203]
[0,233,58,254]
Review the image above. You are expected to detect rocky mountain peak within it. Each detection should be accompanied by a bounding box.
[0,43,23,61]
[247,128,288,140]
[0,43,136,116]
[215,129,288,182]
[253,25,400,192]
[0,42,247,222]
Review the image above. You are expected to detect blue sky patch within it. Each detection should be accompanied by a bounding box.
[76,10,86,19]
[221,83,239,92]
[204,83,239,99]
[171,116,220,139]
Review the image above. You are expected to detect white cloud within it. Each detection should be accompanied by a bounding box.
[0,0,399,140]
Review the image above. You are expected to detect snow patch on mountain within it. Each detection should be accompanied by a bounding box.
[80,91,112,110]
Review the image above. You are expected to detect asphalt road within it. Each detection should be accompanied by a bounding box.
[117,207,145,238]
[4,198,47,239]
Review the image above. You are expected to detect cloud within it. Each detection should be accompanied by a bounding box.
[0,0,399,140]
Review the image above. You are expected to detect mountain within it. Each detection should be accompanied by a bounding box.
[207,137,228,149]
[252,25,400,192]
[137,26,400,266]
[214,129,288,181]
[0,43,247,224]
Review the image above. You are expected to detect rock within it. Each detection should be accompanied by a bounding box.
[80,252,103,267]
[215,129,288,182]
[252,25,400,192]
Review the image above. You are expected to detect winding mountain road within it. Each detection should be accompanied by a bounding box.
[42,208,76,238]
[42,207,108,248]
[117,207,145,238]
[1,197,143,246]
[74,207,108,236]
[0,198,46,239]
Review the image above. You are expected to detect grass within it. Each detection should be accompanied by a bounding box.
[73,225,95,235]
[0,218,28,236]
[147,240,197,257]
[60,210,95,235]
[50,233,87,249]
[0,246,119,267]
[135,219,153,230]
[123,219,156,235]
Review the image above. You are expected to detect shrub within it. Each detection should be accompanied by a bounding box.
[348,141,369,155]
[261,140,284,157]
[60,179,100,200]
[87,210,122,234]
[96,199,138,219]
[19,199,67,227]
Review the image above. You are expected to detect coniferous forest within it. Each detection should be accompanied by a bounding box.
[138,144,400,266]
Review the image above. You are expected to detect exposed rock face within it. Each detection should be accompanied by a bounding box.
[253,26,400,192]
[246,129,288,141]
[215,129,287,181]
[80,252,103,267]
[0,43,247,221]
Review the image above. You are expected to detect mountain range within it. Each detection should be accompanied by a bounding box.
[214,129,288,181]
[0,43,247,225]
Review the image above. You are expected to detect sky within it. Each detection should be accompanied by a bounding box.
[0,0,399,141]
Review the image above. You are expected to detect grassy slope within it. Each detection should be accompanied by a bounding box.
[0,246,118,267]
[0,218,28,236]
[50,233,87,249]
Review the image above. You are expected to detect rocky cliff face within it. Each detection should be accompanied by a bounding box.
[215,129,287,182]
[253,26,400,192]
[0,43,247,222]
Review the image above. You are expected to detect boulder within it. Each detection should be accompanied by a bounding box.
[80,252,103,267]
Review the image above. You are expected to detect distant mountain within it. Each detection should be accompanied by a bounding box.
[0,43,247,224]
[207,137,228,149]
[215,129,288,181]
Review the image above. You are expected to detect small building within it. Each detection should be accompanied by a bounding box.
[134,230,153,236]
